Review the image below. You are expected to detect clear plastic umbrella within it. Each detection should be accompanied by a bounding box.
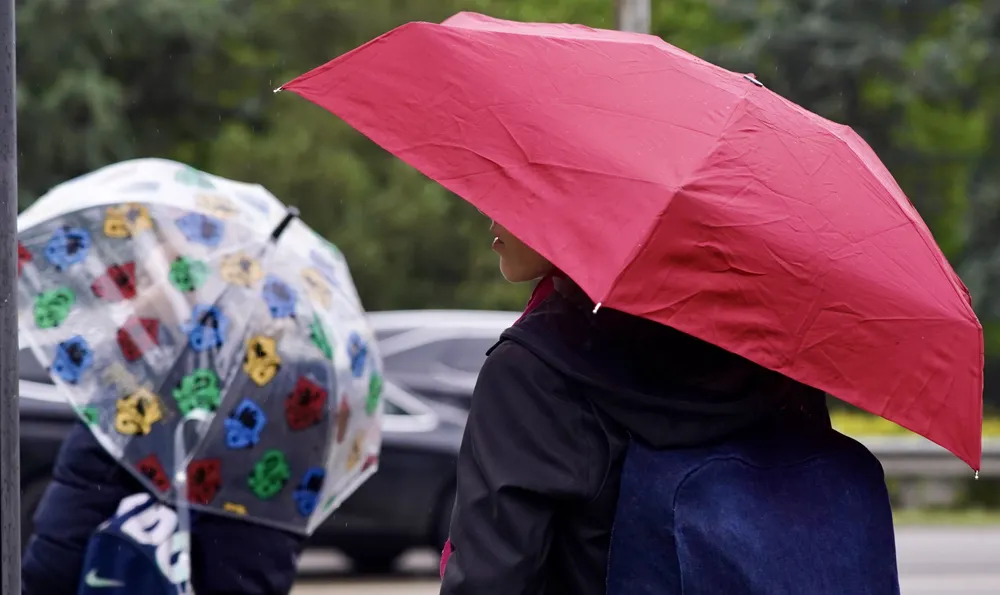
[17,159,384,590]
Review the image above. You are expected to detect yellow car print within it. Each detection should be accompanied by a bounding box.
[114,388,164,436]
[243,335,281,386]
[223,502,248,515]
[347,432,365,471]
[301,268,332,309]
[104,204,153,239]
[195,193,240,219]
[220,253,264,287]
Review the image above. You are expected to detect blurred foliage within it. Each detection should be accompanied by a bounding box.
[13,0,1000,405]
[14,0,239,204]
[892,508,1000,525]
[832,411,1000,438]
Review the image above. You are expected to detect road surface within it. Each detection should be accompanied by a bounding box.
[895,526,1000,594]
[291,526,1000,594]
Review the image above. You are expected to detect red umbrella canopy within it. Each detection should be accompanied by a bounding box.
[282,12,984,469]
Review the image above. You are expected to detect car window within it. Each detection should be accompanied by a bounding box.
[439,337,497,373]
[382,337,495,376]
[381,340,448,374]
[373,328,409,342]
[382,400,407,415]
[411,389,472,411]
[379,380,440,433]
[380,380,418,417]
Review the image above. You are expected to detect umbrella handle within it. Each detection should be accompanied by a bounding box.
[269,207,299,242]
[172,410,212,593]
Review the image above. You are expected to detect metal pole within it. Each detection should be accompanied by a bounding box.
[0,0,19,591]
[616,0,651,33]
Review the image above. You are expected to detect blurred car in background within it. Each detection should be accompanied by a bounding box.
[17,345,464,574]
[369,310,518,410]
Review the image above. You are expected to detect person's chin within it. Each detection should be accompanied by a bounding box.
[499,261,530,283]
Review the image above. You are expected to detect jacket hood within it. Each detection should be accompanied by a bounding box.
[501,281,826,448]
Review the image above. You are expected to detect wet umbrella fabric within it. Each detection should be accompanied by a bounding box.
[281,12,983,469]
[16,158,383,536]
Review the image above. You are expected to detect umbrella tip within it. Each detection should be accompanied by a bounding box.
[974,470,980,480]
[593,302,602,314]
[273,86,284,94]
[743,74,764,88]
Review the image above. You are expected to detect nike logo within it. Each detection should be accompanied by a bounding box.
[84,569,125,588]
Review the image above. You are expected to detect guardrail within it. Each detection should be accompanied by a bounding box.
[859,437,1000,478]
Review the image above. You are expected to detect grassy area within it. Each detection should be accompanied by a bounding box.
[831,411,1000,438]
[893,508,1000,526]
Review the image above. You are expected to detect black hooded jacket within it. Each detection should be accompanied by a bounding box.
[440,282,826,595]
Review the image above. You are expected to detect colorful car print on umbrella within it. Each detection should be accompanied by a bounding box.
[16,158,383,536]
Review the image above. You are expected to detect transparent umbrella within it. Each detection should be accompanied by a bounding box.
[16,158,384,589]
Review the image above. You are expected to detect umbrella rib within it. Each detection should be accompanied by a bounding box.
[604,87,757,304]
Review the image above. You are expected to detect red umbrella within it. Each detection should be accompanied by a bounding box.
[281,12,984,469]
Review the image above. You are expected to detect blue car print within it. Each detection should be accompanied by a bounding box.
[52,336,94,384]
[293,467,326,517]
[348,332,367,378]
[182,305,229,352]
[44,226,91,271]
[224,399,268,449]
[262,276,297,319]
[175,212,225,248]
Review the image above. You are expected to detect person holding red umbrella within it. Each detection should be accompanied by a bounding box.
[433,222,899,594]
[281,12,981,594]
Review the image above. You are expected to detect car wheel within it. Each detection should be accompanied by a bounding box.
[20,477,51,551]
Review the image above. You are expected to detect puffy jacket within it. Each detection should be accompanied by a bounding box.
[22,423,304,595]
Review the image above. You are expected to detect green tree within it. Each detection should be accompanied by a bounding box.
[16,0,1000,363]
[199,0,623,310]
[687,0,1000,406]
[14,0,250,205]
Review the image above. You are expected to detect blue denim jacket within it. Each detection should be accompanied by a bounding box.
[607,420,900,595]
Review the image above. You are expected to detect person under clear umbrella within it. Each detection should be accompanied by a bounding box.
[18,158,380,595]
[21,276,306,595]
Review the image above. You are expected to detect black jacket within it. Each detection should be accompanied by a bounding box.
[440,283,825,595]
